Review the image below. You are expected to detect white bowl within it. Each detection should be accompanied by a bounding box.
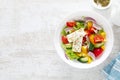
[90,0,112,10]
[54,11,114,69]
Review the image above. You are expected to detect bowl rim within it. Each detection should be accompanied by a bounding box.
[54,11,114,69]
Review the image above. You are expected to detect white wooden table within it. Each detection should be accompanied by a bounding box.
[0,0,120,80]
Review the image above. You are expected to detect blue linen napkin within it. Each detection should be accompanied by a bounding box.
[103,53,120,80]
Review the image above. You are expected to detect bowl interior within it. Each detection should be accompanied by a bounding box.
[54,11,114,69]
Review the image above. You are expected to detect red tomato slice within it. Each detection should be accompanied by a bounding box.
[66,21,76,27]
[93,48,103,58]
[85,27,96,36]
[62,36,69,44]
[85,30,91,36]
[89,27,96,34]
[94,35,104,43]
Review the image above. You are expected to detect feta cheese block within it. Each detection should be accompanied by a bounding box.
[67,28,85,42]
[66,28,86,52]
[72,36,83,52]
[66,30,80,42]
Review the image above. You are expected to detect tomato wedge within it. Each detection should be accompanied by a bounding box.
[62,36,69,44]
[85,27,96,36]
[66,21,76,27]
[89,27,96,34]
[94,34,104,43]
[93,48,103,58]
[85,30,91,36]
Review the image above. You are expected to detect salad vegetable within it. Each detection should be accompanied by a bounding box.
[61,16,106,64]
[78,56,89,63]
[66,21,76,27]
[65,43,72,49]
[62,36,69,44]
[93,48,103,58]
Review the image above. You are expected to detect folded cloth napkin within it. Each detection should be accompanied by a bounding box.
[103,53,120,80]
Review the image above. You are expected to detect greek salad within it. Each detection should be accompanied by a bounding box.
[61,16,106,63]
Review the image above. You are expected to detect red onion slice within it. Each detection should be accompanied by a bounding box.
[88,51,95,60]
[93,24,102,30]
[65,53,69,59]
[64,27,73,33]
[84,17,102,30]
[84,17,96,23]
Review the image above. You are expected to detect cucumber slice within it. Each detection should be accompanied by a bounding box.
[66,50,79,60]
[76,21,85,28]
[65,43,72,49]
[61,26,67,36]
[61,44,67,51]
[98,29,104,34]
[89,42,94,51]
[78,56,89,63]
[73,26,79,30]
[61,43,72,50]
[61,29,66,36]
[94,42,104,48]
